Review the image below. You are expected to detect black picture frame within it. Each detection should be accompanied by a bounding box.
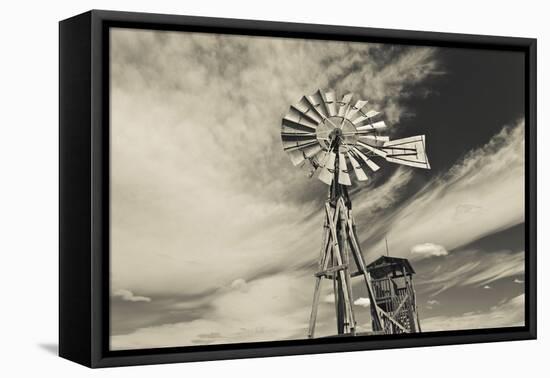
[59,9,537,368]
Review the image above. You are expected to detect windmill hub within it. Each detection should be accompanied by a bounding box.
[317,116,358,151]
[330,128,342,137]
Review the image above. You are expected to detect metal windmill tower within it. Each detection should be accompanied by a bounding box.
[281,90,430,337]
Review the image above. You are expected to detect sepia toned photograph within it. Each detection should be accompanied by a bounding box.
[108,27,526,351]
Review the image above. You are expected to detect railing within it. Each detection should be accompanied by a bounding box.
[372,278,412,303]
[370,276,419,333]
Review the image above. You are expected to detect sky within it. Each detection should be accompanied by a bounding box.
[109,27,526,350]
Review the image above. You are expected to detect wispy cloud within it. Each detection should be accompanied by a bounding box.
[331,46,442,124]
[230,279,249,292]
[422,294,524,332]
[113,289,151,303]
[416,249,524,297]
[358,119,525,262]
[112,271,313,349]
[426,299,440,310]
[461,252,524,287]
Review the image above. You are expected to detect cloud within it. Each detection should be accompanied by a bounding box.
[416,249,524,296]
[112,272,314,349]
[422,295,524,332]
[411,243,448,257]
[460,252,524,287]
[113,289,151,303]
[230,278,248,292]
[426,299,440,310]
[323,294,371,308]
[352,167,414,217]
[453,204,483,221]
[334,46,441,124]
[359,119,525,263]
[354,297,371,308]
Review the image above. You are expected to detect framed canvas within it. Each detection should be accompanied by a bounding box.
[59,10,537,368]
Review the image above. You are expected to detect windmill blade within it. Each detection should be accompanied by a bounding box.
[347,152,368,181]
[318,151,336,185]
[282,107,319,132]
[338,151,352,186]
[286,106,320,128]
[282,118,317,133]
[320,90,337,117]
[352,110,381,126]
[337,93,353,117]
[383,135,431,169]
[292,97,323,124]
[312,150,329,169]
[317,157,335,185]
[351,147,381,171]
[358,135,389,146]
[281,124,316,135]
[281,131,317,142]
[306,91,329,120]
[356,120,387,132]
[302,143,323,159]
[287,150,306,166]
[284,142,322,167]
[346,99,368,119]
[283,140,319,152]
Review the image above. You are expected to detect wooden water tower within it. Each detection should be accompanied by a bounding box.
[367,255,421,333]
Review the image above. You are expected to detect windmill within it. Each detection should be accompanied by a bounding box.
[281,90,430,337]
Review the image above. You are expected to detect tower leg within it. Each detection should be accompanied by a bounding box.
[336,277,345,334]
[308,277,323,338]
[340,206,356,335]
[325,202,356,336]
[308,204,333,338]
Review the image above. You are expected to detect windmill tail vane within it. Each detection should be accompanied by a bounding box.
[281,89,429,337]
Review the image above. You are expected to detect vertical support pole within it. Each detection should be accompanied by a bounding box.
[337,202,347,335]
[308,201,333,338]
[340,206,355,335]
[336,277,345,334]
[409,273,422,333]
[388,266,396,333]
[332,273,339,333]
[308,277,323,338]
[332,202,345,335]
[343,204,384,333]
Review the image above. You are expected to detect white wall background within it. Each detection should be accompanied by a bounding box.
[0,0,546,376]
